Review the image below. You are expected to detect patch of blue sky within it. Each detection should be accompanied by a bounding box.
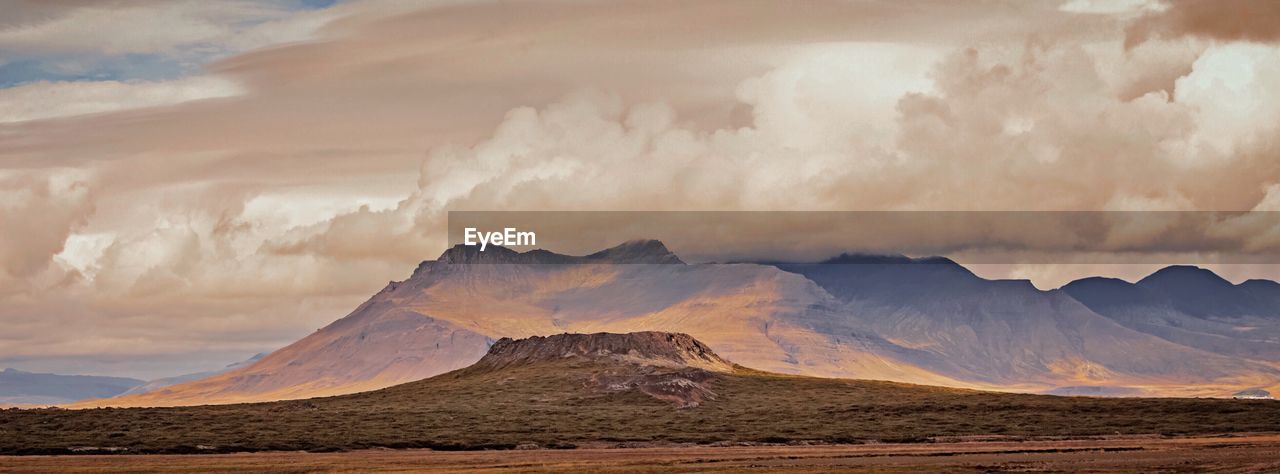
[0,0,341,89]
[0,54,190,88]
[300,0,340,9]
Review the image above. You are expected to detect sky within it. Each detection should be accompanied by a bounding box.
[2,0,1280,378]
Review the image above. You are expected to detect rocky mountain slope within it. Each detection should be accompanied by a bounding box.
[84,241,1280,407]
[10,332,1280,454]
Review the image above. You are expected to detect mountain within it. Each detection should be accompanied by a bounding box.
[472,332,731,407]
[0,369,143,405]
[85,241,1280,407]
[85,241,978,407]
[10,333,1280,454]
[771,256,1280,394]
[118,353,266,397]
[1062,266,1280,361]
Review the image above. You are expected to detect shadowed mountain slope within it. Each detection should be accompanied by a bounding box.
[8,333,1280,455]
[772,256,1280,393]
[1063,266,1280,362]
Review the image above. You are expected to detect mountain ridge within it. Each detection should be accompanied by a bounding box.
[1063,264,1280,362]
[78,241,1280,407]
[434,239,683,265]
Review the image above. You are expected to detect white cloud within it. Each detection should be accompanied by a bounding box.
[0,171,94,290]
[1173,43,1280,163]
[1059,0,1164,15]
[0,76,243,123]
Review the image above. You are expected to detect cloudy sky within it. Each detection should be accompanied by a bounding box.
[2,0,1279,378]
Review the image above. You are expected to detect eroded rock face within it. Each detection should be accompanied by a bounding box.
[475,332,730,407]
[476,332,734,373]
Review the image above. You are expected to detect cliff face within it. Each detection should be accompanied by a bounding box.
[467,331,732,407]
[474,331,734,372]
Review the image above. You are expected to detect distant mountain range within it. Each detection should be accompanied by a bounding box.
[0,369,143,405]
[2,353,267,406]
[117,353,267,397]
[83,240,1280,407]
[1062,266,1280,361]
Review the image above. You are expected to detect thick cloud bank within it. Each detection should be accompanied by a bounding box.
[2,1,1279,376]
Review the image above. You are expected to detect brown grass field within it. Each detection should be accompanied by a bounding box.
[3,435,1280,472]
[4,348,1280,471]
[5,358,1280,452]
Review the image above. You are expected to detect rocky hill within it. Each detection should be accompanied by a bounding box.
[475,332,732,372]
[471,332,733,407]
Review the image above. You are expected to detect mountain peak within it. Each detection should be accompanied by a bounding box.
[1060,276,1160,310]
[584,239,684,264]
[1240,279,1280,290]
[1134,265,1263,318]
[433,239,683,265]
[474,332,732,372]
[819,253,911,265]
[1138,265,1233,289]
[817,253,965,268]
[435,244,550,264]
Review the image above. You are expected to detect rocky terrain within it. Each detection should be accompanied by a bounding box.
[473,332,732,407]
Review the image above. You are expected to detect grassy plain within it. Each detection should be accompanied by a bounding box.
[3,359,1280,455]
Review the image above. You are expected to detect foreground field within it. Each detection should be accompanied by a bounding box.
[5,333,1280,457]
[3,435,1280,473]
[5,360,1280,454]
[7,333,1280,463]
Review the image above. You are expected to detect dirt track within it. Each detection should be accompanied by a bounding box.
[3,434,1280,473]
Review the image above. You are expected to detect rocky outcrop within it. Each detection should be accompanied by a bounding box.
[471,332,730,407]
[436,239,683,265]
[474,331,733,372]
